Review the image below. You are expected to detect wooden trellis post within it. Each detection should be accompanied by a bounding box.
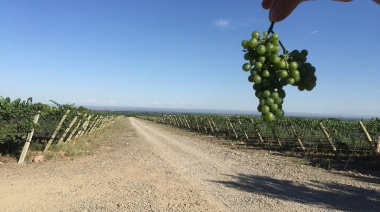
[178,116,185,128]
[319,122,339,159]
[83,116,96,135]
[18,111,41,163]
[89,117,102,133]
[194,116,200,131]
[76,114,92,138]
[173,116,179,127]
[57,113,79,144]
[359,121,378,156]
[44,109,70,152]
[359,121,380,155]
[198,117,206,132]
[176,116,181,127]
[85,116,99,135]
[238,119,249,142]
[183,117,191,129]
[210,118,219,133]
[270,128,282,147]
[65,120,82,143]
[227,118,238,140]
[251,119,264,143]
[291,125,306,151]
[98,116,108,129]
[174,116,180,127]
[182,117,187,128]
[207,118,215,134]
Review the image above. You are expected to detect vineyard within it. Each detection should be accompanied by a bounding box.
[2,95,380,170]
[138,114,380,170]
[0,97,114,163]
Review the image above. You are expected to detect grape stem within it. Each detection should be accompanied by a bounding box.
[267,22,287,54]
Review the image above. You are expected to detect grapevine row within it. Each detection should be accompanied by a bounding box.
[0,97,114,162]
[138,114,380,158]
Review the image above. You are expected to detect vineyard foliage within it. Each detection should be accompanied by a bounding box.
[0,96,113,156]
[139,114,380,157]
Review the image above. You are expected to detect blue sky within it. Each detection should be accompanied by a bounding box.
[1,0,379,117]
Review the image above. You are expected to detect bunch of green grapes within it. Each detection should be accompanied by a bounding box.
[241,30,317,122]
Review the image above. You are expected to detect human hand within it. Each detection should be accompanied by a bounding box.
[262,0,303,22]
[262,0,380,22]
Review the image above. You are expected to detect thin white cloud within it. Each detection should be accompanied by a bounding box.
[214,18,232,28]
[211,18,246,29]
[213,18,231,28]
[311,30,320,34]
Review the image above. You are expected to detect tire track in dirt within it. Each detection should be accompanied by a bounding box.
[129,117,307,211]
[130,117,234,211]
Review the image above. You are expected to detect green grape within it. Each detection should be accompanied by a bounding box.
[277,60,287,69]
[265,97,275,106]
[242,40,249,49]
[274,109,284,118]
[270,33,279,42]
[261,105,270,114]
[258,56,266,63]
[252,31,260,39]
[255,91,262,98]
[261,70,270,78]
[259,98,266,106]
[262,90,271,98]
[254,62,263,70]
[293,76,301,83]
[301,49,308,56]
[257,45,266,55]
[250,69,258,76]
[241,28,317,122]
[289,61,298,70]
[242,63,251,71]
[290,69,300,78]
[248,38,259,48]
[270,92,279,99]
[287,77,294,85]
[264,112,275,122]
[274,97,283,105]
[266,43,275,53]
[298,84,305,91]
[273,45,281,53]
[248,75,255,82]
[270,54,280,64]
[252,75,262,84]
[270,103,279,112]
[277,70,288,78]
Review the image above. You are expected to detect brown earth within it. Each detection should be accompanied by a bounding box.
[1,116,380,211]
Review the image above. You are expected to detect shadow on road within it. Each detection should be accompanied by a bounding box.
[211,173,380,211]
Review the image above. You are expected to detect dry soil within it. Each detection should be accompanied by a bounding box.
[1,117,380,212]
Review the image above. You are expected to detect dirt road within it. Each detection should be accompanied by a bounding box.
[1,117,380,211]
